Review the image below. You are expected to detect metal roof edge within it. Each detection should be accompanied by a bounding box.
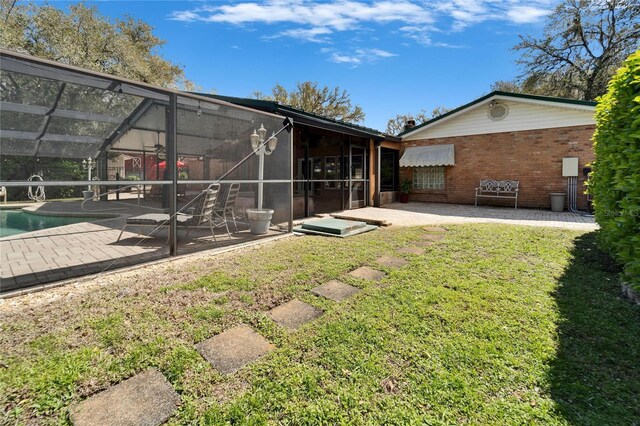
[0,49,283,121]
[194,93,399,141]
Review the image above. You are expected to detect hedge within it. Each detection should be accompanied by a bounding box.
[590,50,640,290]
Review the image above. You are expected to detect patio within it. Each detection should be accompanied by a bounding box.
[1,50,293,295]
[0,199,282,295]
[1,200,596,295]
[331,202,597,230]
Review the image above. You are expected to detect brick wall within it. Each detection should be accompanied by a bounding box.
[379,191,397,205]
[400,125,595,209]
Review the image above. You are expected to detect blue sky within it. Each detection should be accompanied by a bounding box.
[85,0,555,132]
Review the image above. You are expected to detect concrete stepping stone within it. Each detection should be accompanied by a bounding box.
[397,247,425,255]
[71,368,180,426]
[196,325,274,374]
[416,241,435,247]
[311,280,359,301]
[348,266,386,282]
[421,233,445,241]
[267,299,323,330]
[422,226,447,233]
[376,255,409,268]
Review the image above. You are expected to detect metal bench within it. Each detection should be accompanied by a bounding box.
[475,180,519,209]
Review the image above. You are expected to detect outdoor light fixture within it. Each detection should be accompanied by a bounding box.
[489,100,497,108]
[249,123,278,210]
[82,157,95,191]
[196,102,202,117]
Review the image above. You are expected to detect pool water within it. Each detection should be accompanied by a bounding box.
[0,210,96,237]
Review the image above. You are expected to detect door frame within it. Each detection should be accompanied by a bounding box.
[349,143,368,209]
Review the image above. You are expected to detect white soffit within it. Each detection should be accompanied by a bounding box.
[403,95,595,141]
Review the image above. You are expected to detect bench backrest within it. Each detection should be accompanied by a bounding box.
[479,180,519,193]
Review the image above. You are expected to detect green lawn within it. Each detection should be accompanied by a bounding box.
[1,224,638,425]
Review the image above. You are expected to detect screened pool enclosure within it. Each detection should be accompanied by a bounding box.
[0,50,293,294]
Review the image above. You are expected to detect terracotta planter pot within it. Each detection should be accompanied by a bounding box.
[399,193,409,203]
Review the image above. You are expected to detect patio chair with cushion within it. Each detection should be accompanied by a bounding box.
[214,183,242,233]
[117,184,227,243]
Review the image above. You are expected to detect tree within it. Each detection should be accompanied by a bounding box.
[253,81,365,123]
[490,80,526,93]
[512,0,640,100]
[385,106,450,135]
[0,0,188,88]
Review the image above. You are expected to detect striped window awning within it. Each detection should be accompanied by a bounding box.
[399,144,455,167]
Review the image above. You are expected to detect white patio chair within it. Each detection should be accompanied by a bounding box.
[214,183,242,233]
[116,184,224,243]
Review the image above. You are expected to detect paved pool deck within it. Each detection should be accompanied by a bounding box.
[0,200,279,295]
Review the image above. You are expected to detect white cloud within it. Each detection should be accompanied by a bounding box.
[361,48,396,58]
[171,1,434,30]
[277,27,333,43]
[435,0,552,30]
[506,6,550,24]
[169,0,554,59]
[331,53,362,64]
[328,48,397,66]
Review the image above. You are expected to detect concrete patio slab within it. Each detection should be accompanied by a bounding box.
[330,202,597,230]
[196,325,274,374]
[70,368,179,426]
[397,247,425,255]
[376,256,409,268]
[311,280,360,301]
[267,299,323,330]
[348,266,386,282]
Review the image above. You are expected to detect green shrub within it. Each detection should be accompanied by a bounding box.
[590,50,640,290]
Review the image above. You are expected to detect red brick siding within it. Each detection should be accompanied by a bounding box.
[400,125,595,209]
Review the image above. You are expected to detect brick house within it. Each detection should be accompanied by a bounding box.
[397,91,596,210]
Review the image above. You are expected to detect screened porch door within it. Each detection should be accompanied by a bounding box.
[349,145,367,209]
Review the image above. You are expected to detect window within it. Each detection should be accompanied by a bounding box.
[380,150,398,191]
[324,156,341,189]
[413,166,445,190]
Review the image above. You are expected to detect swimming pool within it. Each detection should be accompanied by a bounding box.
[0,210,97,237]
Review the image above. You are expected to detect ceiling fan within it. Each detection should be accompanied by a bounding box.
[141,131,165,159]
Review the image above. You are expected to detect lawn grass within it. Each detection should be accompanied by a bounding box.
[1,224,638,425]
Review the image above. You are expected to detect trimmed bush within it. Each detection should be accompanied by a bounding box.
[590,50,640,290]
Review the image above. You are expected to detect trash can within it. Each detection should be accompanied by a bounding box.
[550,192,566,212]
[246,209,274,235]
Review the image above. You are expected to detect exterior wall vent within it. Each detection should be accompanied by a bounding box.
[488,102,508,121]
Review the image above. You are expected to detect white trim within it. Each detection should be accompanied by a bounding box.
[492,94,595,112]
[401,93,595,139]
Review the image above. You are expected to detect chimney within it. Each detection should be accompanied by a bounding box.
[404,119,416,131]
